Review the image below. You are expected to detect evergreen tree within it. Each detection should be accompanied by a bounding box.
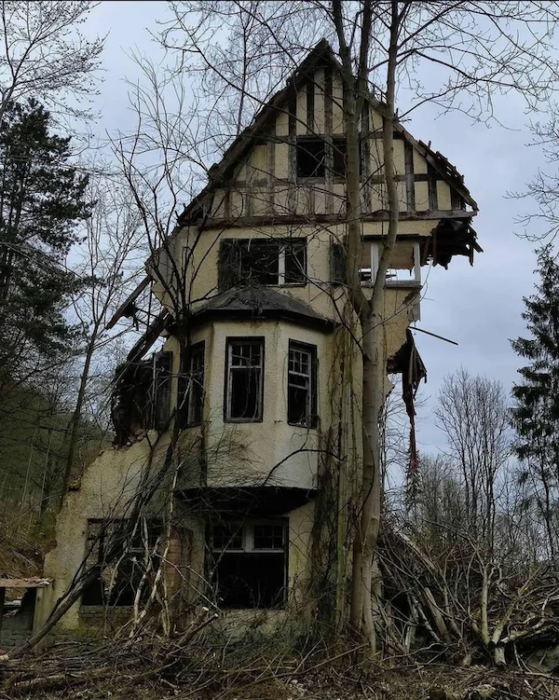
[511,244,559,560]
[0,99,91,387]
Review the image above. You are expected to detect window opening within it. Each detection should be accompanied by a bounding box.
[82,520,162,607]
[359,241,421,287]
[178,342,205,428]
[332,137,347,178]
[226,339,264,422]
[296,138,325,178]
[288,341,317,427]
[219,239,306,289]
[211,520,287,609]
[151,352,173,430]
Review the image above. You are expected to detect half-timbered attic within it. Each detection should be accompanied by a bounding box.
[176,38,481,269]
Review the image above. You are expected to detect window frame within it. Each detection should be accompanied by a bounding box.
[178,341,205,429]
[287,340,318,428]
[224,337,265,423]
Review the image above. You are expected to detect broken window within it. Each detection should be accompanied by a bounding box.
[81,520,162,607]
[225,339,264,422]
[178,342,205,428]
[288,341,318,427]
[218,239,307,290]
[296,138,325,178]
[211,520,287,609]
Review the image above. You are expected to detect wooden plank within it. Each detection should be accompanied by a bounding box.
[105,276,150,330]
[0,578,52,588]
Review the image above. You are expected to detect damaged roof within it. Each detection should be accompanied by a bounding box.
[179,38,478,224]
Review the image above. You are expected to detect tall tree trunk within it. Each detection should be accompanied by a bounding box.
[333,0,400,652]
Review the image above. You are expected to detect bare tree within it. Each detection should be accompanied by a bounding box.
[61,175,146,502]
[0,1,104,121]
[435,369,511,549]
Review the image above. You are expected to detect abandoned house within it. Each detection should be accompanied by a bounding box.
[33,40,481,641]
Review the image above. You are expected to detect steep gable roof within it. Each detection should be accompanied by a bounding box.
[179,39,477,224]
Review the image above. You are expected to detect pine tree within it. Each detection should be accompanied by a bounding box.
[511,244,559,560]
[0,99,91,387]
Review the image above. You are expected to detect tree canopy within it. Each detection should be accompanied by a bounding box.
[0,99,92,387]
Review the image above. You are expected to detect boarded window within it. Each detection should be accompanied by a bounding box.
[211,520,287,609]
[218,239,306,290]
[288,341,318,427]
[225,339,264,422]
[178,342,205,428]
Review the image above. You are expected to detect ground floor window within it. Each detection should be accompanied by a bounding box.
[211,520,287,609]
[81,520,161,607]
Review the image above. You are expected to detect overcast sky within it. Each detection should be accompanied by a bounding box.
[84,1,549,455]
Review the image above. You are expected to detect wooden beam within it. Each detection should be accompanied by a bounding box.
[197,209,475,230]
[105,276,150,330]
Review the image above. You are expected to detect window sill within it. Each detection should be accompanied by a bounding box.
[287,420,318,430]
[224,417,264,424]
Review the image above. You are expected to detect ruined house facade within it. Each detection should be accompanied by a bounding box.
[35,42,480,638]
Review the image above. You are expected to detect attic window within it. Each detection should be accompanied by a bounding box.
[296,138,325,178]
[211,520,287,609]
[332,138,347,178]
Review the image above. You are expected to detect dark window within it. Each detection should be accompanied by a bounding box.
[152,352,173,430]
[212,521,287,609]
[332,137,347,178]
[178,342,205,428]
[82,520,161,607]
[213,522,243,550]
[288,341,318,427]
[296,138,325,178]
[226,339,264,422]
[329,242,347,285]
[219,239,307,290]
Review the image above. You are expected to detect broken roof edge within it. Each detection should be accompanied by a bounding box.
[178,38,477,225]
